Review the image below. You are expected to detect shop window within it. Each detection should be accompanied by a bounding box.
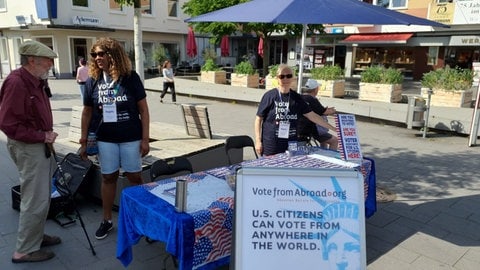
[373,0,407,9]
[0,38,8,61]
[13,37,22,68]
[109,0,123,12]
[72,0,88,8]
[168,0,178,17]
[428,47,439,66]
[0,0,6,12]
[140,0,152,15]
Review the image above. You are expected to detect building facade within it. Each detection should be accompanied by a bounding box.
[0,0,193,79]
[303,0,480,80]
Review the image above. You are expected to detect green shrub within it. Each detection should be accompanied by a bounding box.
[268,64,279,78]
[360,66,403,84]
[201,59,221,71]
[421,67,474,91]
[234,61,256,75]
[310,65,344,80]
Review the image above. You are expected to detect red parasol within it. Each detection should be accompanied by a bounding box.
[258,37,264,58]
[220,36,229,57]
[186,26,197,58]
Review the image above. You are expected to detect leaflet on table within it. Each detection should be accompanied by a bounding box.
[149,175,234,213]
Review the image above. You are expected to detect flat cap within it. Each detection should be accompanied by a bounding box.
[19,40,57,59]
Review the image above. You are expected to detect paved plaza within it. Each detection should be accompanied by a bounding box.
[0,78,479,269]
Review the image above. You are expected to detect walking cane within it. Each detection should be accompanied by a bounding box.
[47,143,97,256]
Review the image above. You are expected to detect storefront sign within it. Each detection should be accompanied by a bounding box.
[449,35,480,46]
[428,2,454,24]
[454,0,480,24]
[72,16,101,27]
[235,167,366,270]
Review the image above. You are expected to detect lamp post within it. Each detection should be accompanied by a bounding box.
[423,88,433,138]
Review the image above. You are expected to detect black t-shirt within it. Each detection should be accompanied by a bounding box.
[84,71,146,143]
[298,94,327,140]
[256,88,311,155]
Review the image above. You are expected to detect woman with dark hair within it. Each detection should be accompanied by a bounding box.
[79,37,150,240]
[160,60,176,103]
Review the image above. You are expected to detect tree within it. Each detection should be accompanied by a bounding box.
[114,0,144,82]
[182,0,323,77]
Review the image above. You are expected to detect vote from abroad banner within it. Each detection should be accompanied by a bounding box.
[234,167,366,270]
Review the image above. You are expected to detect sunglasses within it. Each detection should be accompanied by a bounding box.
[278,74,293,79]
[90,51,108,58]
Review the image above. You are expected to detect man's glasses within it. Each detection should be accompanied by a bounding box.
[278,74,293,79]
[90,51,107,58]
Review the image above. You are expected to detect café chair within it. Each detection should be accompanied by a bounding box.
[146,156,193,247]
[149,157,193,181]
[225,135,258,165]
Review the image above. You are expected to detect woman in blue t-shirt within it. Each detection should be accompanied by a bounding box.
[254,64,335,156]
[79,37,150,240]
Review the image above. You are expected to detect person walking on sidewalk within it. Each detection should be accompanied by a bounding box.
[76,58,88,101]
[160,60,176,103]
[0,40,61,263]
[79,37,150,240]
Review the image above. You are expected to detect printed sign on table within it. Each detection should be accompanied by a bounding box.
[335,114,363,162]
[234,167,366,270]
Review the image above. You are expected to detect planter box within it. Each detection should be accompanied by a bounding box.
[230,73,259,88]
[359,82,402,103]
[421,88,473,108]
[265,76,298,91]
[316,79,345,98]
[201,71,227,84]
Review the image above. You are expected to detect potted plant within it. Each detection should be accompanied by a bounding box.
[200,58,226,84]
[359,66,404,103]
[310,65,345,97]
[420,67,474,107]
[153,45,168,75]
[231,60,259,88]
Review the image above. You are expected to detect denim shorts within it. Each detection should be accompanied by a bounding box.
[97,140,142,174]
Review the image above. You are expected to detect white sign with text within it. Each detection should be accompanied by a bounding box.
[234,167,366,270]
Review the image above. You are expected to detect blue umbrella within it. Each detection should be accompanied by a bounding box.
[186,0,448,90]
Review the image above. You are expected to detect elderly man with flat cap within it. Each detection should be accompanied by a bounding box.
[0,40,61,263]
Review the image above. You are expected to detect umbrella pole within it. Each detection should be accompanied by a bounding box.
[297,24,307,92]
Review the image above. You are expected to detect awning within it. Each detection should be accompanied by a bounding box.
[341,33,413,44]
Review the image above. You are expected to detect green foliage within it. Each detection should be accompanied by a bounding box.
[234,61,256,75]
[360,66,404,84]
[153,45,168,65]
[310,65,344,80]
[201,59,221,71]
[202,48,217,62]
[421,67,474,91]
[268,64,279,78]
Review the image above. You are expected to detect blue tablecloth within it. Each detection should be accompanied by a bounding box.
[117,152,376,269]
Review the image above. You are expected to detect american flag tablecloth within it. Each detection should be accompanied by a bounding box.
[116,151,376,269]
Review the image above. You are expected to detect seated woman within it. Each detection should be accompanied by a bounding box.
[297,79,338,150]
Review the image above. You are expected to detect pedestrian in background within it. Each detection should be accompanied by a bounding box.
[76,58,88,101]
[160,60,176,103]
[79,37,150,240]
[0,40,61,263]
[254,64,336,156]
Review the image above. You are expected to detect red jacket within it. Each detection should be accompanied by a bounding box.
[0,67,53,143]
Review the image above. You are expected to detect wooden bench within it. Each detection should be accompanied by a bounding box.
[68,106,83,143]
[180,104,213,139]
